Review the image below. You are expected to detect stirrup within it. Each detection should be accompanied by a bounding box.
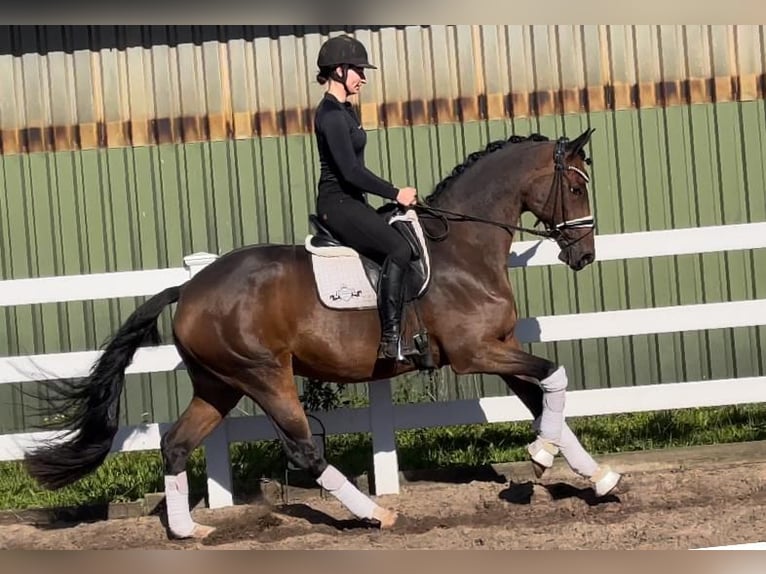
[377,336,401,360]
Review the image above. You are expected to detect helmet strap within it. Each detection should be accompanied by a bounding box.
[330,65,353,95]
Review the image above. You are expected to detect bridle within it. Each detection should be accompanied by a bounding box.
[414,136,595,245]
[536,137,596,249]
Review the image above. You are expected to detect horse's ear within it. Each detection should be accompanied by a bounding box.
[566,128,596,158]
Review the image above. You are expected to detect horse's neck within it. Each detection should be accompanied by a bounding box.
[424,145,537,282]
[432,171,524,253]
[439,189,520,225]
[433,148,529,223]
[427,196,520,282]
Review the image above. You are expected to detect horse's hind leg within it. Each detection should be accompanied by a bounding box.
[160,365,243,539]
[240,355,397,528]
[503,373,622,497]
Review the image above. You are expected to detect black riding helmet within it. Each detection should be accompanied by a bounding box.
[317,35,377,71]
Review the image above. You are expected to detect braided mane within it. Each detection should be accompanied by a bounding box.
[424,133,551,206]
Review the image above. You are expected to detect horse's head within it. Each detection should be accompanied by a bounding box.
[523,129,597,271]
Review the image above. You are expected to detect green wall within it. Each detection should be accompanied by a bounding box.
[2,101,765,431]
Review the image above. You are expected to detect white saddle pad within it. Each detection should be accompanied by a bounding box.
[305,210,431,310]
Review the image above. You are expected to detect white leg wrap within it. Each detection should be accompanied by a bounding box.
[529,417,622,496]
[317,465,378,520]
[549,419,599,477]
[164,472,196,538]
[538,366,568,442]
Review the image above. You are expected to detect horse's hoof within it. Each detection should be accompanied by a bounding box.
[191,523,217,538]
[170,523,216,540]
[372,506,398,529]
[527,438,559,475]
[591,465,622,497]
[531,459,547,479]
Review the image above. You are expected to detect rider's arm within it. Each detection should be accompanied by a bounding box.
[318,109,399,201]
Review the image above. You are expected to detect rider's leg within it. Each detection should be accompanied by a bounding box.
[316,197,414,359]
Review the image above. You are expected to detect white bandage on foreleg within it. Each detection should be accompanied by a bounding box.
[164,472,196,538]
[316,464,378,520]
[537,366,568,443]
[534,416,599,478]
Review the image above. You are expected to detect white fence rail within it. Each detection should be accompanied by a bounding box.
[1,223,765,509]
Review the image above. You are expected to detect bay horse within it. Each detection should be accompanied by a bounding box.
[24,128,622,539]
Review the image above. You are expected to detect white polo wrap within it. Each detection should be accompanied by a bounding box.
[317,464,378,520]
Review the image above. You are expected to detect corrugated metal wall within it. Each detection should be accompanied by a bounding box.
[1,26,765,431]
[1,25,764,153]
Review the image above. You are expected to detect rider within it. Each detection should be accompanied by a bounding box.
[313,34,418,360]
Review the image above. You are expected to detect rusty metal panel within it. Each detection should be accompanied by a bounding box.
[0,53,21,154]
[1,25,765,155]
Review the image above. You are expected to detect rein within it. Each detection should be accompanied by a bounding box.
[413,203,554,241]
[414,136,595,243]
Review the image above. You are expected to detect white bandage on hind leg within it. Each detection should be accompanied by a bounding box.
[534,416,599,478]
[537,366,568,443]
[316,464,378,520]
[164,471,196,538]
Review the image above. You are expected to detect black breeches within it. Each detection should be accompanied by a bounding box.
[316,195,413,267]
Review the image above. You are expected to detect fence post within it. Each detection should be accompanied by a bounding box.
[183,252,233,509]
[203,419,234,509]
[183,252,219,277]
[368,378,400,495]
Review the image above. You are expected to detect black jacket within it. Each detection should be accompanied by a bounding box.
[314,93,399,202]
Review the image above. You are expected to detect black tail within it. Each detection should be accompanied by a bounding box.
[24,285,182,490]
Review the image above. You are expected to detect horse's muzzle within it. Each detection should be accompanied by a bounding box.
[559,248,594,271]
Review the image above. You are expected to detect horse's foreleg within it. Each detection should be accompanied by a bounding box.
[503,374,622,497]
[449,339,620,496]
[450,340,566,445]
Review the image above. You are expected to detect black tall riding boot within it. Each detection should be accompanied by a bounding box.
[376,258,409,360]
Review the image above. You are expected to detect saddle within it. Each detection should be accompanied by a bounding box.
[304,206,434,369]
[304,206,432,310]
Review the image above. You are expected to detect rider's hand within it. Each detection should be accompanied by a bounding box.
[395,186,418,206]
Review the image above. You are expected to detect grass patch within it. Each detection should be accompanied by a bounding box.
[1,403,764,511]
